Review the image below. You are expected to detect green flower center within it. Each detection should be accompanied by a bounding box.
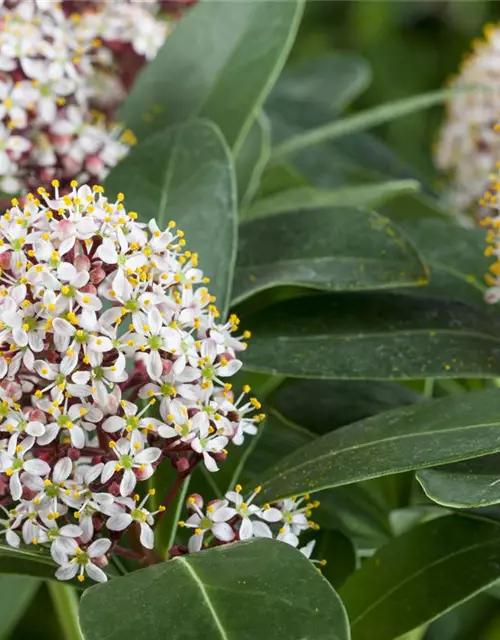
[148,335,162,350]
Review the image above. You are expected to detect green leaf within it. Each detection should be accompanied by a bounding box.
[120,0,305,150]
[271,379,421,435]
[267,51,372,113]
[417,456,500,508]
[236,112,271,210]
[80,539,349,640]
[257,388,500,502]
[0,575,39,639]
[398,218,488,306]
[314,530,357,590]
[242,292,500,379]
[245,180,420,220]
[233,209,427,304]
[340,515,500,640]
[272,87,476,160]
[0,544,60,581]
[105,120,237,317]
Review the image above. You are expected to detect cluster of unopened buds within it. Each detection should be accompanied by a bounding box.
[0,182,317,583]
[435,23,500,220]
[0,0,189,194]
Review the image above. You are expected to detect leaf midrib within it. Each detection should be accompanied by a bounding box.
[177,557,229,640]
[262,419,500,490]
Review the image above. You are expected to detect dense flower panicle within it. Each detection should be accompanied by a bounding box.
[0,0,175,195]
[0,182,268,582]
[480,169,500,303]
[435,23,500,220]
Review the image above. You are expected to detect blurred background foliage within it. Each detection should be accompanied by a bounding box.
[292,0,496,180]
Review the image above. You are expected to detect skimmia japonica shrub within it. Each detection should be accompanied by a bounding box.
[0,182,319,583]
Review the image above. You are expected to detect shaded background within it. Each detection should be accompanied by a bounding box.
[292,0,497,180]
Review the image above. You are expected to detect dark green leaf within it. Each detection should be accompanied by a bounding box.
[244,414,393,550]
[0,575,39,639]
[233,209,427,304]
[80,539,349,640]
[340,516,500,640]
[267,51,372,113]
[236,112,271,210]
[242,292,500,379]
[258,388,500,502]
[314,530,357,590]
[271,379,421,435]
[272,87,476,160]
[105,121,237,317]
[246,180,420,220]
[417,455,500,508]
[120,0,304,149]
[398,218,488,306]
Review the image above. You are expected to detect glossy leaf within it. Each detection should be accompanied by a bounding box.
[233,209,427,304]
[340,516,500,640]
[0,544,60,581]
[399,218,488,306]
[273,87,474,160]
[258,388,500,502]
[267,51,371,113]
[236,112,271,209]
[120,0,304,150]
[314,530,357,590]
[271,379,421,435]
[242,292,500,379]
[0,575,39,639]
[246,180,420,220]
[105,121,237,317]
[80,539,349,640]
[417,455,500,508]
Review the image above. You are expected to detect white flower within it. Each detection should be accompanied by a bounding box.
[101,436,161,497]
[0,436,49,500]
[55,538,111,583]
[181,497,236,553]
[106,491,165,549]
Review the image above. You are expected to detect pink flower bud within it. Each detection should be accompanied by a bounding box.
[90,267,106,285]
[186,493,203,510]
[80,283,97,295]
[109,481,121,497]
[92,554,109,568]
[0,251,11,269]
[86,155,104,176]
[67,447,81,461]
[213,451,227,463]
[74,254,91,272]
[162,359,173,375]
[175,457,190,473]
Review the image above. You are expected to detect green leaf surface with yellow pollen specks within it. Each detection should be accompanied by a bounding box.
[242,292,500,379]
[340,516,500,640]
[105,120,237,318]
[119,0,304,151]
[233,207,427,304]
[257,388,500,502]
[417,454,500,508]
[79,539,349,640]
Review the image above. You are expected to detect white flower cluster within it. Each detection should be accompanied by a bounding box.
[0,0,172,195]
[179,486,321,560]
[0,182,264,582]
[435,23,500,219]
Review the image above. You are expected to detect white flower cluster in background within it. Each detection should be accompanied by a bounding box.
[179,486,321,560]
[0,0,173,195]
[0,182,265,582]
[435,23,500,220]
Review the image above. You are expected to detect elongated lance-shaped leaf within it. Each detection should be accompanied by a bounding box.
[105,120,237,318]
[120,0,304,151]
[417,455,500,508]
[80,539,350,640]
[245,180,420,220]
[242,292,500,380]
[236,112,271,210]
[0,576,39,639]
[272,86,480,160]
[257,388,500,502]
[340,515,500,640]
[233,207,427,304]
